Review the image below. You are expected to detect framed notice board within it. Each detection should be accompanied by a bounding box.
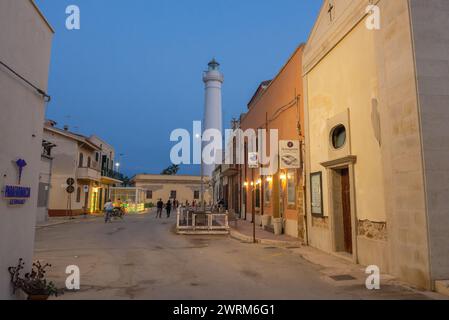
[311,172,324,217]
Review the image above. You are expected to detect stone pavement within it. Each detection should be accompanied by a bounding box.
[33,213,448,300]
[229,219,447,299]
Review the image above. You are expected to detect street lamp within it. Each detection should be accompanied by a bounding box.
[115,162,120,173]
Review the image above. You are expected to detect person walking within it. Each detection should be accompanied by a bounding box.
[156,199,164,218]
[104,199,114,223]
[166,200,172,218]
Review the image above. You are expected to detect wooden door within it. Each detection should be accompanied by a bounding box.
[341,169,352,254]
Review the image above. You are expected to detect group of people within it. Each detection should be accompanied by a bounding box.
[155,199,179,218]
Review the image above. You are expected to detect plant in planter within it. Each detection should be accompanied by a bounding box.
[8,259,63,300]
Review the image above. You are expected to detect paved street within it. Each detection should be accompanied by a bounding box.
[34,212,437,300]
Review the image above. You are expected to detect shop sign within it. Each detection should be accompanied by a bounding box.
[4,185,31,206]
[279,140,301,169]
[248,152,259,169]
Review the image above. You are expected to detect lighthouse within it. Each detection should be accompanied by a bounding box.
[202,59,224,177]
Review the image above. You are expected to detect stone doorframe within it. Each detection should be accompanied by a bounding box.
[321,155,358,264]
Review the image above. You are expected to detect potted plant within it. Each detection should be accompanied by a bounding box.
[8,259,63,300]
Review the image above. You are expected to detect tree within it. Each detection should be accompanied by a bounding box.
[161,164,180,175]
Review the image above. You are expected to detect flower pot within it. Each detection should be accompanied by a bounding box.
[261,215,271,227]
[27,294,50,301]
[273,218,283,236]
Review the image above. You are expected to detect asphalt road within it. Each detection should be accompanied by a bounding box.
[33,212,434,300]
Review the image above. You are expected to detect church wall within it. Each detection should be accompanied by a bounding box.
[409,0,449,282]
[303,0,433,289]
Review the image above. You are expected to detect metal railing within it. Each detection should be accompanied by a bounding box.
[101,168,124,181]
[176,208,229,234]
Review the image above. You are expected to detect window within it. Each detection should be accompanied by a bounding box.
[87,156,91,168]
[264,179,272,204]
[255,187,261,208]
[76,187,81,203]
[95,152,99,162]
[146,190,153,199]
[79,153,84,167]
[194,190,200,200]
[331,124,347,149]
[287,170,296,205]
[170,190,177,199]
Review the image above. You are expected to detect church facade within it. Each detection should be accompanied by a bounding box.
[303,0,449,289]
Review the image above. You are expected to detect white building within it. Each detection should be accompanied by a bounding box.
[43,121,123,217]
[202,59,224,177]
[0,0,54,299]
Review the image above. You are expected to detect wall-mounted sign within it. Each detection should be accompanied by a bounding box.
[248,152,259,169]
[83,185,89,193]
[4,185,31,198]
[311,172,324,217]
[279,140,300,169]
[4,185,31,206]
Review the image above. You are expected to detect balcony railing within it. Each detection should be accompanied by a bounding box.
[101,168,124,182]
[77,166,101,181]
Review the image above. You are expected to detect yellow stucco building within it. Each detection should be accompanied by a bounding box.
[303,0,449,290]
[131,174,212,206]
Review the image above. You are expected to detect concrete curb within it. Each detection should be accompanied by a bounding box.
[36,220,74,229]
[36,216,100,229]
[229,228,302,247]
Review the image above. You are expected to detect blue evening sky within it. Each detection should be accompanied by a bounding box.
[35,0,322,177]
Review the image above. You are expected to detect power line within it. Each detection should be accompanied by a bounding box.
[0,60,51,102]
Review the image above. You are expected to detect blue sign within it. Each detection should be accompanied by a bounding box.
[4,185,31,199]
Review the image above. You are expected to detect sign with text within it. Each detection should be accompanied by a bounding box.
[4,185,31,206]
[4,185,31,199]
[248,152,259,169]
[279,140,300,169]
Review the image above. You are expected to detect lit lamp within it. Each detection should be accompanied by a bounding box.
[256,179,262,185]
[115,162,120,173]
[280,173,287,181]
[266,176,273,183]
[243,182,249,187]
[250,181,254,187]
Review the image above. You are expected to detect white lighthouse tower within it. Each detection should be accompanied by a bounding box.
[202,58,224,177]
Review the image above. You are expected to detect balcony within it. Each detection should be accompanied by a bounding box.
[221,164,239,177]
[77,166,101,181]
[101,169,124,184]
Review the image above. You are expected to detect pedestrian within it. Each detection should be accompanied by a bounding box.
[166,199,172,218]
[104,199,114,223]
[156,198,164,218]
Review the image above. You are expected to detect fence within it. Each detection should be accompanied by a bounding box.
[176,207,229,235]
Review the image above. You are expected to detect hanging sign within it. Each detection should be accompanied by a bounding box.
[279,140,301,169]
[248,152,259,169]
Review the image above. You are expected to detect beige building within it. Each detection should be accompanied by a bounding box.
[0,0,54,299]
[303,0,449,289]
[43,121,123,216]
[131,174,212,205]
